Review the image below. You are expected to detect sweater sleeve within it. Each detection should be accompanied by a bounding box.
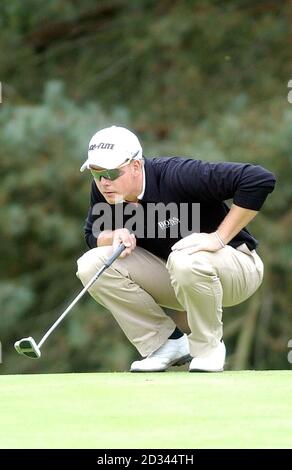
[168,159,276,211]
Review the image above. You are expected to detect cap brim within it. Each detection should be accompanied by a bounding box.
[80,160,89,172]
[80,149,142,172]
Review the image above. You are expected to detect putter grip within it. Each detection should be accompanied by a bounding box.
[104,243,126,268]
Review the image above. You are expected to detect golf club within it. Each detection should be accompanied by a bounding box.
[14,243,126,359]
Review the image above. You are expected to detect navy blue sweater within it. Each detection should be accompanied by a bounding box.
[84,157,276,260]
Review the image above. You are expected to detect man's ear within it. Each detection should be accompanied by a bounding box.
[132,160,142,174]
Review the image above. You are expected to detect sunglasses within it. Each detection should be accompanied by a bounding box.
[90,160,131,181]
[90,167,122,181]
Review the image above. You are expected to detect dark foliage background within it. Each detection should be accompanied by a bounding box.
[0,0,291,373]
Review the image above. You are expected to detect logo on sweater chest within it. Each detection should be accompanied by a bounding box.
[158,217,180,230]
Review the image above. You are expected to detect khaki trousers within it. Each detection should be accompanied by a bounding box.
[76,244,264,357]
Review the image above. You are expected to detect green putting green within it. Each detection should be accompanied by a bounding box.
[0,371,291,448]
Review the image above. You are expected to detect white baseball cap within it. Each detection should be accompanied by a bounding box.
[80,126,143,171]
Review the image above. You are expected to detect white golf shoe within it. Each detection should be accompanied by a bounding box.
[189,341,226,372]
[130,334,191,372]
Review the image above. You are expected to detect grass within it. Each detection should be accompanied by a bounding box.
[0,371,291,448]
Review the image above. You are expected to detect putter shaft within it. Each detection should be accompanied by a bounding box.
[15,244,125,357]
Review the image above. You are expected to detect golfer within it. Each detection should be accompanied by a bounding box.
[77,126,276,372]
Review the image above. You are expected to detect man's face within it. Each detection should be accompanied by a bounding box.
[91,160,142,204]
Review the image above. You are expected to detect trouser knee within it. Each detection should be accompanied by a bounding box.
[76,246,112,284]
[167,250,216,286]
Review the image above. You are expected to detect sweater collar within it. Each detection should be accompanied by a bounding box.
[139,158,160,202]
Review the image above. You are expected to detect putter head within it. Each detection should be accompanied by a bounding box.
[14,337,41,359]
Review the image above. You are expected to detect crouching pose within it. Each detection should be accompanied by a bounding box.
[77,126,276,372]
